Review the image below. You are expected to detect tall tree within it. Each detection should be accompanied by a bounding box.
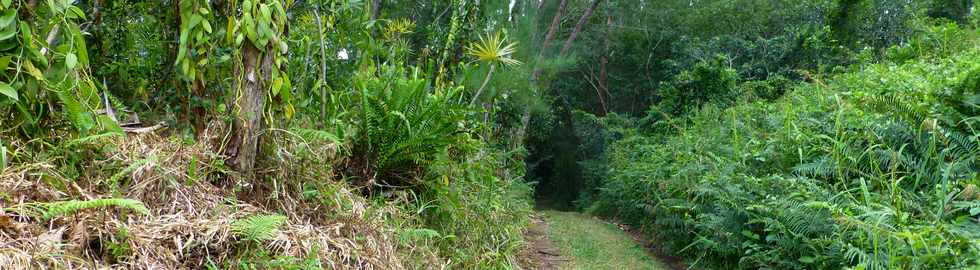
[536,0,568,64]
[559,0,604,57]
[226,0,290,176]
[516,0,569,147]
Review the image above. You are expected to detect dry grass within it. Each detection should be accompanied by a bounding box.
[0,132,414,269]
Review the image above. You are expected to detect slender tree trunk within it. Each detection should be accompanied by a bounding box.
[559,0,604,57]
[192,77,206,136]
[536,0,568,65]
[470,64,496,107]
[598,14,611,116]
[371,0,382,20]
[226,42,273,177]
[314,5,329,127]
[510,0,522,26]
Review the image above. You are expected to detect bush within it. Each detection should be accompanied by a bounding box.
[341,64,468,189]
[587,25,980,269]
[659,55,741,116]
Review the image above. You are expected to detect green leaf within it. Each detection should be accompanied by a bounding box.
[65,53,78,70]
[1,141,7,172]
[0,9,17,28]
[56,89,95,134]
[68,6,86,20]
[0,82,17,101]
[1,0,11,8]
[259,4,272,22]
[23,60,43,80]
[225,19,236,44]
[69,24,88,65]
[0,55,11,71]
[0,26,16,42]
[19,24,31,47]
[243,14,257,44]
[188,14,204,29]
[97,115,123,133]
[202,20,212,33]
[798,256,816,264]
[271,77,282,96]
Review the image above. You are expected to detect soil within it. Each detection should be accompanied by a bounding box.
[518,214,570,270]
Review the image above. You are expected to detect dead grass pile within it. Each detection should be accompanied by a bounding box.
[0,133,405,269]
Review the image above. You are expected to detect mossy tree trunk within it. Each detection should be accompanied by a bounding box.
[226,42,273,177]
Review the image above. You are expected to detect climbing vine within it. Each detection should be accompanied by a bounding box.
[230,0,293,120]
[0,0,114,136]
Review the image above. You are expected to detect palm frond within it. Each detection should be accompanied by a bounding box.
[466,32,521,66]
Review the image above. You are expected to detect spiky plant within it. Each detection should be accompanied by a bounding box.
[465,31,521,107]
[346,65,467,189]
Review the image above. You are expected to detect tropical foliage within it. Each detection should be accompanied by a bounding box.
[0,0,976,269]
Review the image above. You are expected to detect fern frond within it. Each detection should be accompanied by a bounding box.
[864,94,927,128]
[107,158,152,191]
[794,156,836,178]
[61,132,124,149]
[12,198,151,220]
[232,214,287,243]
[291,128,343,145]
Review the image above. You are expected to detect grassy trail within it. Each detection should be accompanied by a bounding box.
[537,210,673,270]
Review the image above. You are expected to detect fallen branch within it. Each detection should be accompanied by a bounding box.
[123,123,167,134]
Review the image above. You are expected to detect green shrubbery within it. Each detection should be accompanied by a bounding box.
[0,0,534,268]
[586,23,980,269]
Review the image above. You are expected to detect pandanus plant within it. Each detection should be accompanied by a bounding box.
[465,32,521,107]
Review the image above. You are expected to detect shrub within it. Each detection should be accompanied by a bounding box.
[587,25,980,269]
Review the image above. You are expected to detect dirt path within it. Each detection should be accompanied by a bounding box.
[519,214,570,270]
[519,211,684,270]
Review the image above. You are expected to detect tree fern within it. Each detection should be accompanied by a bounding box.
[231,214,287,243]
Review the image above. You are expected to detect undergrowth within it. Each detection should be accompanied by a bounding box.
[585,22,980,269]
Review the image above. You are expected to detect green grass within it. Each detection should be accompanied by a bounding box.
[542,210,669,270]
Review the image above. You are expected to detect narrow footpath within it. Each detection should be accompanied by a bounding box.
[520,210,681,270]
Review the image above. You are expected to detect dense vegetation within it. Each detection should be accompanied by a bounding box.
[0,0,535,268]
[0,0,977,269]
[525,1,980,269]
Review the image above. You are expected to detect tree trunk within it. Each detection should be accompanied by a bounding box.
[536,0,568,64]
[314,6,329,127]
[192,77,206,136]
[226,42,272,177]
[510,0,522,26]
[598,14,611,116]
[470,64,496,107]
[371,0,383,20]
[559,0,604,57]
[516,0,568,149]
